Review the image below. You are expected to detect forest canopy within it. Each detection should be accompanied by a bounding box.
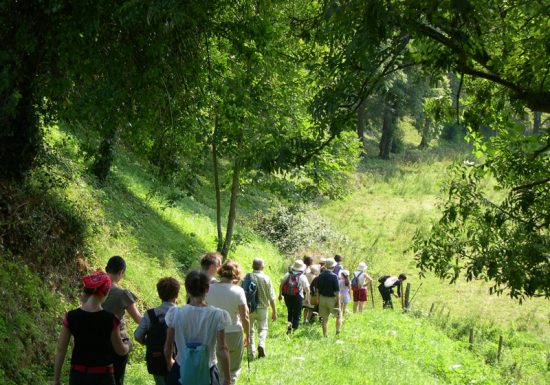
[1,0,548,298]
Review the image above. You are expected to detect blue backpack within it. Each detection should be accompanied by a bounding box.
[241,273,259,313]
[180,343,210,385]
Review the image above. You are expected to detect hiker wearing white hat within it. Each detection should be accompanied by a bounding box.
[279,260,310,334]
[352,262,373,313]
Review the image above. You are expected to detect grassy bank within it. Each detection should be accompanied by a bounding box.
[0,123,547,384]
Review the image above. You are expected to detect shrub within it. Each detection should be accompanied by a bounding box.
[253,203,348,255]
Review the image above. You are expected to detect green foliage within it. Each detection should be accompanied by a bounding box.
[413,123,550,299]
[253,204,348,255]
[0,254,66,385]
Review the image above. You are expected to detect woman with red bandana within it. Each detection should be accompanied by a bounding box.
[53,271,129,385]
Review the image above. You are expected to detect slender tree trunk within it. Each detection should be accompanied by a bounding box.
[533,111,541,134]
[379,98,395,159]
[357,98,367,156]
[220,160,241,260]
[419,120,430,149]
[212,125,224,252]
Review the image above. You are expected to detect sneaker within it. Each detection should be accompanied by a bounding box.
[258,346,265,358]
[287,322,292,335]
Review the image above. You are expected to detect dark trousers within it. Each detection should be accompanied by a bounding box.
[113,353,129,385]
[283,294,303,329]
[69,370,116,385]
[166,361,220,385]
[378,285,393,309]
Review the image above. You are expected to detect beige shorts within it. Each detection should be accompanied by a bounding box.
[318,295,341,319]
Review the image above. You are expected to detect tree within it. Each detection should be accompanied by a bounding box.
[204,0,360,259]
[310,0,549,297]
[0,1,210,182]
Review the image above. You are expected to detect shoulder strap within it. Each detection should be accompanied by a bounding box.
[148,308,159,324]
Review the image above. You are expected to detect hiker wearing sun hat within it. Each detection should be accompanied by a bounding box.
[352,262,373,313]
[316,258,342,337]
[279,260,310,334]
[53,271,130,385]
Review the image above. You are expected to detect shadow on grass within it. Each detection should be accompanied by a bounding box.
[98,172,208,270]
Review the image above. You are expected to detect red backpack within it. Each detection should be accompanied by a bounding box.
[282,273,302,296]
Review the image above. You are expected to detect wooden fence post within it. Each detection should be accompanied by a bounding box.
[469,327,474,350]
[429,303,435,317]
[497,335,503,362]
[443,309,451,327]
[369,281,375,309]
[403,283,411,311]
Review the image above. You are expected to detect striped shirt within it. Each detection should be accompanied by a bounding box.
[250,270,276,308]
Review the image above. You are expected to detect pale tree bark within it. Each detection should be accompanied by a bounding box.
[419,120,429,149]
[533,111,541,135]
[379,98,397,159]
[212,128,224,253]
[220,160,241,260]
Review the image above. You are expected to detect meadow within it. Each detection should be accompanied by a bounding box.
[2,124,547,385]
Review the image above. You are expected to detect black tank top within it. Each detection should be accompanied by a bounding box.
[65,308,120,366]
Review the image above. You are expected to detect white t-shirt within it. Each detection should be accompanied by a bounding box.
[353,271,367,287]
[165,305,230,367]
[384,276,400,288]
[206,282,247,333]
[280,272,310,298]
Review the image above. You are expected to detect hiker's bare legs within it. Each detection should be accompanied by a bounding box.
[353,301,359,313]
[358,301,364,313]
[336,315,342,335]
[322,318,328,337]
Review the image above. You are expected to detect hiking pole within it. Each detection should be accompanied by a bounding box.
[407,282,423,310]
[246,344,251,374]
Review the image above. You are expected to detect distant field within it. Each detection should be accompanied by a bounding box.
[316,139,549,340]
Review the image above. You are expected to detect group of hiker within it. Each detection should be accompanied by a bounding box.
[279,254,407,338]
[53,253,406,385]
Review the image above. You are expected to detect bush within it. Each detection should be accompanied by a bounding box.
[253,203,348,255]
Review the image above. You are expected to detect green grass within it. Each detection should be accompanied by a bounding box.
[316,151,549,340]
[2,123,547,384]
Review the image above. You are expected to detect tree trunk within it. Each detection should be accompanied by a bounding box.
[357,98,367,156]
[0,3,47,182]
[533,111,541,134]
[419,121,430,149]
[220,160,241,260]
[379,98,395,160]
[91,121,118,182]
[0,82,40,182]
[212,124,224,253]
